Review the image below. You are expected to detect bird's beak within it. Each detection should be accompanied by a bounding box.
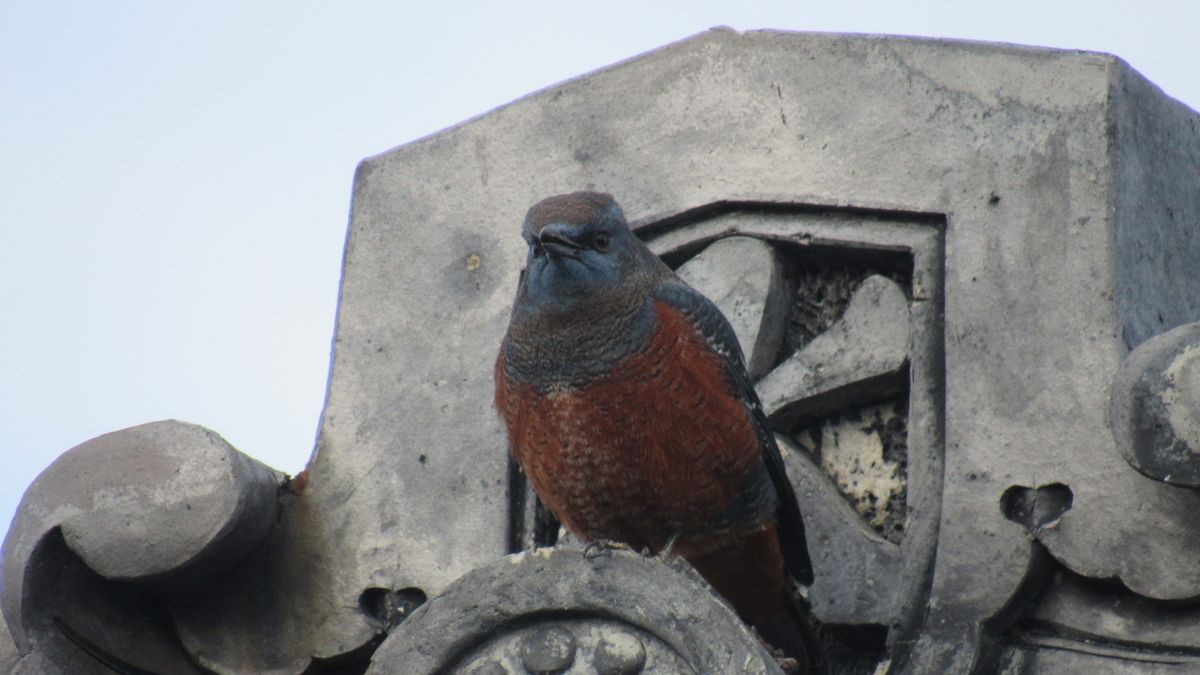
[537,223,585,259]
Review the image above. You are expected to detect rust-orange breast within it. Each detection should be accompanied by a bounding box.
[495,300,765,552]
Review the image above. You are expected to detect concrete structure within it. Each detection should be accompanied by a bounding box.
[367,548,783,674]
[3,29,1199,674]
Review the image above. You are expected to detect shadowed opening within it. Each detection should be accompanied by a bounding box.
[358,586,428,631]
[1001,483,1074,530]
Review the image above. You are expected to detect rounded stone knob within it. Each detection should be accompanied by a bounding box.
[1111,322,1200,485]
[519,625,576,674]
[595,628,647,674]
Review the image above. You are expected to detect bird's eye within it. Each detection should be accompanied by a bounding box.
[531,240,545,259]
[593,232,610,251]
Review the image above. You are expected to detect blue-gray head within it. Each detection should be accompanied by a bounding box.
[513,192,667,320]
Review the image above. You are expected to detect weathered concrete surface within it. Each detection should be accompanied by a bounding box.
[0,420,278,671]
[1111,321,1200,486]
[0,616,16,674]
[1020,568,1200,660]
[9,530,211,674]
[367,548,781,674]
[1111,68,1200,352]
[676,235,791,379]
[997,648,1199,674]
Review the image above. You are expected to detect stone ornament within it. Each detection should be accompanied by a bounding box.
[4,29,1200,674]
[367,548,781,674]
[1111,321,1200,486]
[1,420,281,673]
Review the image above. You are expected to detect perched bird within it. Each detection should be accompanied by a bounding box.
[494,192,822,669]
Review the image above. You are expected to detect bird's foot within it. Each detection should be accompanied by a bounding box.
[582,539,631,559]
[752,627,804,674]
[653,532,682,560]
[775,656,801,674]
[751,629,800,673]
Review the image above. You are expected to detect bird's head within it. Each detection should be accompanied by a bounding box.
[514,192,664,318]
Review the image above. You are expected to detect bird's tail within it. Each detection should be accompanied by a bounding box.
[754,589,827,675]
[679,523,829,672]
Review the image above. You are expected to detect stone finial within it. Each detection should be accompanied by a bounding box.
[1111,322,1200,486]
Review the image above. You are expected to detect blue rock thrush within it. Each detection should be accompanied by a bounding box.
[495,192,823,670]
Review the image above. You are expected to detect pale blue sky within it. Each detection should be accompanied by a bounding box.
[2,2,1197,541]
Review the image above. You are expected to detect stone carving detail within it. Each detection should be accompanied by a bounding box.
[1111,321,1200,486]
[990,321,1200,670]
[4,29,1200,674]
[367,548,780,674]
[0,420,282,673]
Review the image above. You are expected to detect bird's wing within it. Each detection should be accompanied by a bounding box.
[654,280,814,584]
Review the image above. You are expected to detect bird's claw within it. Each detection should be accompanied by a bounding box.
[654,532,682,560]
[775,656,800,674]
[583,534,682,561]
[583,539,630,559]
[753,629,801,674]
